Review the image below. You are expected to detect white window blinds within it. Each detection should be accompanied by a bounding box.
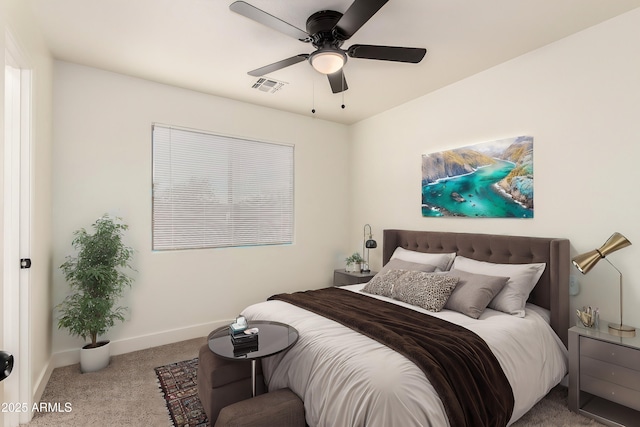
[152,125,294,250]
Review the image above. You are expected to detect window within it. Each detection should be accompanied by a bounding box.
[152,124,294,250]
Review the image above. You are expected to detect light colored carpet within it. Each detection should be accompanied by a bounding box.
[511,385,603,427]
[22,337,206,427]
[23,337,602,426]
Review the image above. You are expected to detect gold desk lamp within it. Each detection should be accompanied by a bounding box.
[572,232,634,337]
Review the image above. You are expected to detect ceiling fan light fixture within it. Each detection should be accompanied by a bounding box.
[231,1,427,94]
[309,49,347,74]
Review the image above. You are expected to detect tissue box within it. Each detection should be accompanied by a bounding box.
[229,322,248,335]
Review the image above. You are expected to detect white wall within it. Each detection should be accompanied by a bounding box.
[1,0,54,414]
[51,62,350,364]
[349,9,640,330]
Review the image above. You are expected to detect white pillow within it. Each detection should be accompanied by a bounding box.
[390,247,456,271]
[451,256,546,317]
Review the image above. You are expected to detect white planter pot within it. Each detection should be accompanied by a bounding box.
[80,341,111,373]
[346,263,361,273]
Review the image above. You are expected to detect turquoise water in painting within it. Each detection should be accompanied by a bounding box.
[422,160,533,218]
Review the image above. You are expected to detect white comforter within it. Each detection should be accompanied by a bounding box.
[241,284,568,427]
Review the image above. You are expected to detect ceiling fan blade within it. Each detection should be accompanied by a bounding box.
[248,54,309,77]
[334,0,388,40]
[230,1,310,41]
[327,70,348,94]
[347,45,426,63]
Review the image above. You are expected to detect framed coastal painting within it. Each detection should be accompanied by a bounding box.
[421,136,534,218]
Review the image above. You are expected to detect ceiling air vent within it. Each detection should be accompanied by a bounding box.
[251,77,287,94]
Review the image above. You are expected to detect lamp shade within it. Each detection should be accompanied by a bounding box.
[572,249,603,274]
[309,49,347,74]
[365,239,377,249]
[572,232,631,274]
[599,232,632,256]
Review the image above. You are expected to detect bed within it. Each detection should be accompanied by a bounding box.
[241,230,570,426]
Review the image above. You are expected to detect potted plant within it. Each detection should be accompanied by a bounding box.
[57,215,134,373]
[345,252,364,273]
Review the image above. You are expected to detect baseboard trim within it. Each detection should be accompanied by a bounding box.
[33,359,54,403]
[50,319,231,369]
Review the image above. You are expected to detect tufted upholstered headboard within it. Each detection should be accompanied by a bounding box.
[383,229,570,347]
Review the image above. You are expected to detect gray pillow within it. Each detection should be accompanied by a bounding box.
[451,256,546,317]
[441,270,509,319]
[390,247,456,271]
[379,258,438,275]
[391,271,459,312]
[362,269,409,298]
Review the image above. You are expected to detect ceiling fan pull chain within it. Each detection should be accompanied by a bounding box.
[311,76,316,114]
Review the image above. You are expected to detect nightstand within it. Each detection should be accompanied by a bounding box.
[333,269,377,286]
[568,324,640,426]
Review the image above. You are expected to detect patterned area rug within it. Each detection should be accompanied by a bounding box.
[155,358,210,427]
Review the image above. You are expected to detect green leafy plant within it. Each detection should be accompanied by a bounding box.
[345,252,364,265]
[57,215,134,348]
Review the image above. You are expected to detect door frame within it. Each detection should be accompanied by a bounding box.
[2,30,33,427]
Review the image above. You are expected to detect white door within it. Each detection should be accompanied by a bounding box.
[2,35,33,427]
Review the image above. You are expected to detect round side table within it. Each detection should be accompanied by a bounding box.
[208,320,298,396]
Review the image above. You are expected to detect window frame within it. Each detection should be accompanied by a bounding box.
[151,123,295,251]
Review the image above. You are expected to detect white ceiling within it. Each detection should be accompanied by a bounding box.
[28,0,640,124]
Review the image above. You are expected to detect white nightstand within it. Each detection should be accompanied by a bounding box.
[568,324,640,426]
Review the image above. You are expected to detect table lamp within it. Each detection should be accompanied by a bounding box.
[572,232,634,337]
[361,224,377,273]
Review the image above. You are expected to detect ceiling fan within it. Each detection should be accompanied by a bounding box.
[229,0,427,94]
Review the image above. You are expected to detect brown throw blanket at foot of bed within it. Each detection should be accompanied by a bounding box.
[269,287,514,427]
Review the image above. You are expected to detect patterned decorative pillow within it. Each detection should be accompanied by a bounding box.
[391,271,459,312]
[362,269,409,298]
